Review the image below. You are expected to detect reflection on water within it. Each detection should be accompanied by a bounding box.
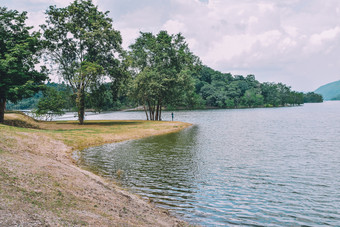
[82,102,340,226]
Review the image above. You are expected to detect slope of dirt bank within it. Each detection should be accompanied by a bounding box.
[0,113,192,226]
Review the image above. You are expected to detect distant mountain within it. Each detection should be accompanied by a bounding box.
[315,80,340,100]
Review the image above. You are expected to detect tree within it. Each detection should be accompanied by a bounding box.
[129,31,201,120]
[0,7,48,123]
[261,82,281,106]
[304,92,323,103]
[241,88,264,107]
[41,0,124,124]
[87,83,115,112]
[33,87,65,121]
[6,82,76,111]
[194,66,304,108]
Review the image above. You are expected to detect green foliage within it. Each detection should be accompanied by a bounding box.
[6,93,42,110]
[86,83,126,112]
[304,92,323,103]
[0,7,48,123]
[194,66,305,108]
[6,82,75,111]
[33,87,66,121]
[41,0,125,124]
[314,80,340,100]
[129,31,201,120]
[240,88,264,107]
[6,81,132,112]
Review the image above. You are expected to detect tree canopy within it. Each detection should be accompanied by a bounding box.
[41,0,125,124]
[193,66,304,108]
[0,7,48,123]
[304,92,323,103]
[33,87,66,121]
[129,31,201,120]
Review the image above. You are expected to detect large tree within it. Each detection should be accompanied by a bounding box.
[129,31,201,120]
[41,0,124,124]
[0,7,47,123]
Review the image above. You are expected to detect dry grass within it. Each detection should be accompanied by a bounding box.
[0,113,192,226]
[4,113,191,150]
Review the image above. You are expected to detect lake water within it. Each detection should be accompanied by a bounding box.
[80,102,340,226]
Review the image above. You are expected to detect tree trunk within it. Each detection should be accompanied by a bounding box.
[148,101,154,120]
[147,101,151,120]
[77,90,85,125]
[0,97,6,124]
[143,103,149,120]
[151,106,154,120]
[159,103,162,121]
[155,103,159,121]
[153,104,156,120]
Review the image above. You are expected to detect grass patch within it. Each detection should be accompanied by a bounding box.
[0,165,77,214]
[1,116,191,151]
[0,113,191,226]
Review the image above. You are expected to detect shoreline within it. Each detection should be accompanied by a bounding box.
[0,113,192,226]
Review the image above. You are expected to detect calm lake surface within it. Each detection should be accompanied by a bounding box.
[79,102,340,226]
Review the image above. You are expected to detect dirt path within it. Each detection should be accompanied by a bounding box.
[0,113,192,226]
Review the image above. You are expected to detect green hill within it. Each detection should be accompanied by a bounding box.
[315,80,340,100]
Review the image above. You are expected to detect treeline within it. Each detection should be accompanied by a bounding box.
[7,82,73,110]
[304,92,324,103]
[8,66,323,112]
[7,82,131,112]
[192,66,306,108]
[1,1,322,124]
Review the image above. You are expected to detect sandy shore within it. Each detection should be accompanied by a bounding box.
[0,113,192,226]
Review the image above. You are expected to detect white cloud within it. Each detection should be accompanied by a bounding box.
[3,0,340,91]
[26,10,45,30]
[258,30,282,47]
[309,27,340,46]
[187,38,198,50]
[278,37,297,53]
[162,19,187,34]
[283,26,298,37]
[302,26,340,54]
[118,28,140,49]
[258,2,275,13]
[206,34,256,62]
[51,0,74,7]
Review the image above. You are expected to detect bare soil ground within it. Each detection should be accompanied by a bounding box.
[0,113,192,226]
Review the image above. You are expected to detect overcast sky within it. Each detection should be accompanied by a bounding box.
[2,0,340,91]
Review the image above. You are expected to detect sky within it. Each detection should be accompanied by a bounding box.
[2,0,340,92]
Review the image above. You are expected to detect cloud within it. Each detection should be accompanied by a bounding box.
[26,10,46,30]
[302,26,340,55]
[309,27,340,46]
[2,0,340,91]
[118,27,140,49]
[162,19,187,34]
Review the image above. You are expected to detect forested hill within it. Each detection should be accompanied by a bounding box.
[7,65,323,111]
[315,80,340,100]
[192,66,305,108]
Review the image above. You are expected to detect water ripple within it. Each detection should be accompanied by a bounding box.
[82,102,340,226]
